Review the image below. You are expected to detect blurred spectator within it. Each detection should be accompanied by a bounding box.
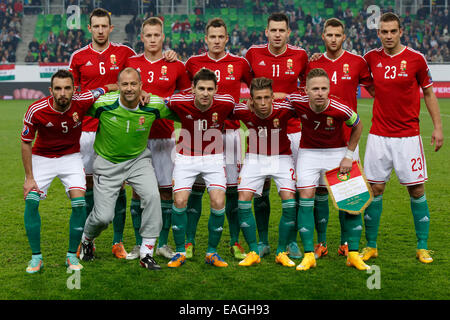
[24,50,36,64]
[193,16,205,32]
[171,19,182,33]
[181,18,191,35]
[29,37,39,53]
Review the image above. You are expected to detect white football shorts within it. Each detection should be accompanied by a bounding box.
[239,154,296,196]
[287,131,302,164]
[172,153,227,193]
[296,147,347,189]
[364,134,427,186]
[223,129,242,187]
[148,138,176,189]
[31,153,86,199]
[80,131,96,175]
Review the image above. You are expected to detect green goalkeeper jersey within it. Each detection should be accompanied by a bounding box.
[87,91,175,163]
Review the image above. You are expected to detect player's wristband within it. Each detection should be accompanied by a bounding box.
[344,149,354,160]
[91,87,107,98]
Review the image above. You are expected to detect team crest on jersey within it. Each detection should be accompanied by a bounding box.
[398,60,408,77]
[337,172,350,181]
[285,59,295,75]
[273,118,280,129]
[159,65,169,81]
[109,54,119,70]
[226,64,235,80]
[326,116,335,130]
[212,112,219,124]
[139,116,145,125]
[341,64,352,80]
[72,112,81,128]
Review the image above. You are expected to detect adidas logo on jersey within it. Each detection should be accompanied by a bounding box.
[301,114,308,120]
[110,116,117,122]
[85,61,93,66]
[376,62,382,68]
[258,61,266,66]
[45,122,54,127]
[186,115,193,120]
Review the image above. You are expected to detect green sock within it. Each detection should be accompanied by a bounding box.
[158,199,173,248]
[225,188,240,245]
[24,191,41,255]
[298,198,315,252]
[207,207,225,253]
[186,190,204,245]
[112,189,127,244]
[130,198,143,246]
[344,212,363,251]
[172,204,187,252]
[286,192,299,244]
[363,195,382,248]
[254,189,270,244]
[411,194,430,250]
[277,199,297,254]
[339,210,348,245]
[68,197,87,253]
[314,194,329,245]
[238,200,258,253]
[85,188,94,217]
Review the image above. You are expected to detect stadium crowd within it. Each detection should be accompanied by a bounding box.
[20,1,450,64]
[0,0,23,64]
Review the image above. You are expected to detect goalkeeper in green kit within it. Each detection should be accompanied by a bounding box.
[79,67,176,270]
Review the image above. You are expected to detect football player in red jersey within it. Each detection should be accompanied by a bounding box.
[184,18,253,260]
[69,8,137,259]
[165,69,235,268]
[232,78,298,267]
[305,18,373,259]
[288,68,368,271]
[361,13,443,264]
[245,13,308,259]
[21,70,110,274]
[125,17,191,260]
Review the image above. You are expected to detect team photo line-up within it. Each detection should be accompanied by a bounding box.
[21,8,443,273]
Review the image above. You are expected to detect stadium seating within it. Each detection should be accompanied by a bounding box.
[25,0,449,63]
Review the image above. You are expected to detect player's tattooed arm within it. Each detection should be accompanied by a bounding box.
[21,141,40,199]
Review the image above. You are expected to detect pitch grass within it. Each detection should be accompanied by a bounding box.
[0,99,449,300]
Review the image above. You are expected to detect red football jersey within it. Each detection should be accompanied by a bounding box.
[166,93,235,156]
[126,54,191,139]
[288,93,360,149]
[232,101,295,155]
[364,46,433,137]
[306,50,372,141]
[245,43,308,134]
[185,52,252,130]
[69,42,136,132]
[21,90,95,157]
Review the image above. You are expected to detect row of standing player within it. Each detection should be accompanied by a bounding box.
[22,9,443,273]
